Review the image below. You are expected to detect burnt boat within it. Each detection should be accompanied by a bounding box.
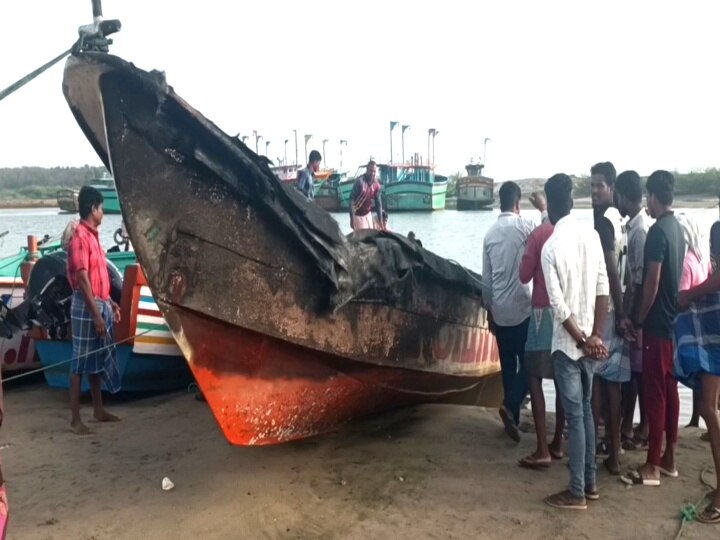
[62,53,501,446]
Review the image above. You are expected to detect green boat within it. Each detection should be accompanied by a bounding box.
[313,171,348,212]
[91,173,121,214]
[339,163,447,212]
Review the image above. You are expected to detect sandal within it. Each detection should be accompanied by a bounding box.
[603,457,621,476]
[518,455,551,470]
[544,489,587,510]
[549,448,564,460]
[621,434,638,451]
[620,470,660,487]
[697,504,720,524]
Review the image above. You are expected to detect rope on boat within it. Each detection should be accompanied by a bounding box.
[0,48,73,103]
[2,323,167,384]
[673,465,717,540]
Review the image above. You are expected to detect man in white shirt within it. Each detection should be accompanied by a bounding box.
[482,181,537,441]
[541,173,609,511]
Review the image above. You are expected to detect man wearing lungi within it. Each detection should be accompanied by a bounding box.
[349,160,384,231]
[67,186,122,435]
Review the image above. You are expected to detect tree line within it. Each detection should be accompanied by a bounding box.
[0,166,108,199]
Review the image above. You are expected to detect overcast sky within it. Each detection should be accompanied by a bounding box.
[1,1,719,181]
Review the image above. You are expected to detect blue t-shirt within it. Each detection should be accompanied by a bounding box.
[296,168,314,201]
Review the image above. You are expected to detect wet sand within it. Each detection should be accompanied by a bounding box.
[2,383,717,539]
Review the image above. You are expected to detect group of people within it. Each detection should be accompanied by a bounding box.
[483,163,720,522]
[297,151,389,232]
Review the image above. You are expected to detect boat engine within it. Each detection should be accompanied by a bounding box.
[0,251,123,340]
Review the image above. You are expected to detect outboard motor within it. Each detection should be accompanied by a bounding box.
[0,251,123,340]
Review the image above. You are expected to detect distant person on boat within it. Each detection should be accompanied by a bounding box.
[350,160,384,231]
[615,171,652,451]
[518,190,566,470]
[541,173,609,511]
[66,186,122,435]
[589,161,629,476]
[296,150,322,202]
[620,171,684,489]
[482,181,536,441]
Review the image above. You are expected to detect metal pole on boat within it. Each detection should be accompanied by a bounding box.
[322,139,328,164]
[255,133,262,154]
[340,139,347,169]
[92,0,103,20]
[401,125,410,164]
[265,140,270,157]
[389,121,398,164]
[430,129,439,167]
[483,137,491,169]
[294,130,299,166]
[304,134,313,164]
[284,139,288,165]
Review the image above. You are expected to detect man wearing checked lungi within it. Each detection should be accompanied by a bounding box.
[67,186,122,435]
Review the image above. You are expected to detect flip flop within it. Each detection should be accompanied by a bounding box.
[620,470,660,487]
[518,455,551,470]
[549,448,564,460]
[659,466,679,478]
[499,407,520,442]
[697,504,720,524]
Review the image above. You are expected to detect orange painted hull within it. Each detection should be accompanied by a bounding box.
[174,306,496,445]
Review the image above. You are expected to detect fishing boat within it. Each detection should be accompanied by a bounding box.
[313,171,347,212]
[0,235,191,392]
[456,162,494,210]
[339,160,447,212]
[62,52,501,446]
[90,172,121,214]
[56,188,79,213]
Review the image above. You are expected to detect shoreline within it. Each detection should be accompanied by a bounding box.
[1,194,717,212]
[5,385,718,539]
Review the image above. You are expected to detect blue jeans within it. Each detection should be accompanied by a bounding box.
[553,350,596,498]
[494,318,530,424]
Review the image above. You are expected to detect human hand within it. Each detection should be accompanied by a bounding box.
[617,317,637,342]
[111,301,121,324]
[529,191,547,213]
[677,290,691,312]
[583,335,608,360]
[93,314,107,338]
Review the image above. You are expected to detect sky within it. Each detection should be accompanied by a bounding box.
[1,1,719,181]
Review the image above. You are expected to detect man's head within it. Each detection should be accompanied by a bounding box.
[308,150,322,173]
[645,170,674,218]
[498,181,521,213]
[78,185,104,225]
[544,173,573,225]
[614,170,643,218]
[365,160,378,183]
[590,161,616,207]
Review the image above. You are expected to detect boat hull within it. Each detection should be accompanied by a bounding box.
[384,181,447,211]
[456,177,494,211]
[96,186,121,214]
[170,305,501,445]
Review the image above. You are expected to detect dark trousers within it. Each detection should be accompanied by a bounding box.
[642,334,679,466]
[494,318,530,424]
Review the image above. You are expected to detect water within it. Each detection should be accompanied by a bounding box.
[2,205,717,425]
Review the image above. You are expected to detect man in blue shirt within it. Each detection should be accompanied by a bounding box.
[296,150,322,202]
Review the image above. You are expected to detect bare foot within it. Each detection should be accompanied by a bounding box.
[549,440,564,459]
[70,420,92,435]
[93,410,121,423]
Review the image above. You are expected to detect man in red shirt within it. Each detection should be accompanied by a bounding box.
[67,186,122,435]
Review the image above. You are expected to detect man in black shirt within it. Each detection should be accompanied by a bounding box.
[590,161,627,475]
[621,170,685,487]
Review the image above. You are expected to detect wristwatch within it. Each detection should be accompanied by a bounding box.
[576,336,587,349]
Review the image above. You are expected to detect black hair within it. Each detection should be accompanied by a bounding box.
[615,170,643,204]
[498,181,521,212]
[646,170,675,206]
[78,185,104,219]
[367,159,377,167]
[590,161,617,187]
[308,150,322,164]
[544,174,573,219]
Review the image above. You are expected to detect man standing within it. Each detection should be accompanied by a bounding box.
[518,191,565,468]
[482,181,536,441]
[350,160,384,231]
[589,161,628,475]
[296,150,322,202]
[67,186,122,435]
[541,173,609,510]
[621,170,685,486]
[711,192,720,272]
[615,171,652,449]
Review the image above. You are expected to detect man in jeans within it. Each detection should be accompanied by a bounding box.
[541,174,609,510]
[621,170,685,486]
[482,182,541,441]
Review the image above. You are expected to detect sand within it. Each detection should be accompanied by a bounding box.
[2,381,718,540]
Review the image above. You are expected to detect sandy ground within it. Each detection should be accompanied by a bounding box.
[1,380,718,540]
